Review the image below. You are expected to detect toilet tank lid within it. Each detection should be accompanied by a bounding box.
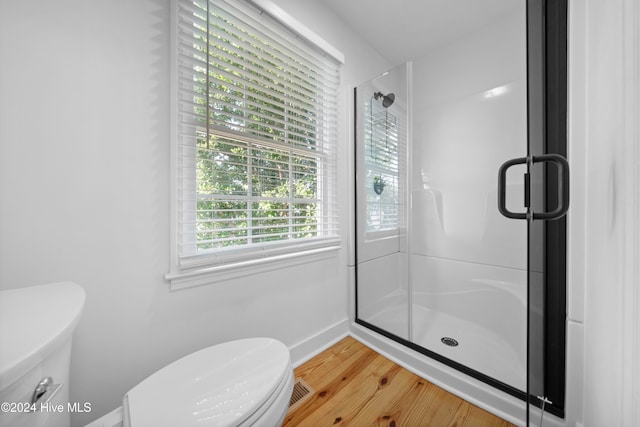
[124,337,291,427]
[0,282,85,393]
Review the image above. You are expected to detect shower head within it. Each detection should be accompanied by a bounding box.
[373,91,395,108]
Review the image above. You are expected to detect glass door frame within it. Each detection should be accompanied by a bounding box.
[526,0,568,421]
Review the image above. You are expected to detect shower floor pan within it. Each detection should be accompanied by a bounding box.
[362,302,525,392]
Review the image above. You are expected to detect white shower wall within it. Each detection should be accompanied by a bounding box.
[410,6,528,273]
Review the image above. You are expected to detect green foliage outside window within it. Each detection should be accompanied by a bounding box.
[191,6,322,251]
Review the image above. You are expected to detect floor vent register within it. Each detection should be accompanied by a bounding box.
[288,378,315,411]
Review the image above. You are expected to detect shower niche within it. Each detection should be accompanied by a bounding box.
[354,0,568,424]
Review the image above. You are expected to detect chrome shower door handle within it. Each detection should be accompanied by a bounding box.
[498,154,570,221]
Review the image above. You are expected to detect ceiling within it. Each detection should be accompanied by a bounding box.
[316,0,523,65]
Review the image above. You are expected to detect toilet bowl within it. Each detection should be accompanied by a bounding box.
[87,338,294,427]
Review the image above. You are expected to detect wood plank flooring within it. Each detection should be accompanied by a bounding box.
[283,336,515,427]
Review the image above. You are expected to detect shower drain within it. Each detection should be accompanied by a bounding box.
[441,337,459,347]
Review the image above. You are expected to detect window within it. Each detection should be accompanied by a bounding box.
[168,0,342,288]
[365,97,400,233]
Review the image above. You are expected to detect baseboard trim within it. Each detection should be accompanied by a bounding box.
[288,319,349,368]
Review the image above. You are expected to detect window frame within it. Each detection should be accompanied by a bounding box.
[167,0,344,290]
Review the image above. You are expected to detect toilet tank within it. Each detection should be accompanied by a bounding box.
[0,282,85,427]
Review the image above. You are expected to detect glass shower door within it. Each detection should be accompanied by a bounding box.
[355,0,531,402]
[354,0,568,425]
[408,0,529,394]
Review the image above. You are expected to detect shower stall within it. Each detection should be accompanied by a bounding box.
[353,0,568,425]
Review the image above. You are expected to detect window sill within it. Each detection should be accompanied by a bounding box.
[165,243,341,291]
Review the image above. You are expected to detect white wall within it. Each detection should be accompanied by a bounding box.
[0,1,389,426]
[569,0,640,426]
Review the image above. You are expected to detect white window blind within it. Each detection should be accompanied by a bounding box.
[171,0,341,283]
[365,98,401,233]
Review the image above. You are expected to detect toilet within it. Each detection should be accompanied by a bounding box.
[0,282,86,427]
[88,337,294,427]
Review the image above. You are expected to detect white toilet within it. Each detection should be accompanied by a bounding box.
[0,282,86,427]
[88,337,295,427]
[0,281,294,427]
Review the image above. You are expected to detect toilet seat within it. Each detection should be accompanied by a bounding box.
[237,359,294,427]
[123,338,293,427]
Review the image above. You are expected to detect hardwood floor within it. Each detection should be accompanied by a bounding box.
[283,336,515,427]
